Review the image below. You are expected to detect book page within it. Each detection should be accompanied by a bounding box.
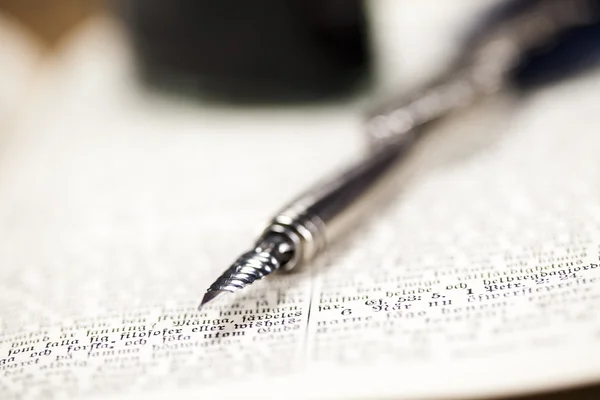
[2,14,600,400]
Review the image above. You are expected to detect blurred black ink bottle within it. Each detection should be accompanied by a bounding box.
[117,0,371,103]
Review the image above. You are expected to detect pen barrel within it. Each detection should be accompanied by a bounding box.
[366,0,600,146]
[260,136,413,272]
[260,0,600,273]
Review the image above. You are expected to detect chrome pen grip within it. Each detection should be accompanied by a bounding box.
[260,135,413,272]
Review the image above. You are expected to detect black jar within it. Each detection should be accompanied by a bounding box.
[117,0,371,103]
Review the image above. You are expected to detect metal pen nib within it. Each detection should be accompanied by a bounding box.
[199,233,295,310]
[199,290,227,309]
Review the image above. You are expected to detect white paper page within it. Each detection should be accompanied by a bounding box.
[2,11,600,400]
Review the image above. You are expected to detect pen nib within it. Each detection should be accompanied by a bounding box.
[198,233,295,310]
[198,290,227,311]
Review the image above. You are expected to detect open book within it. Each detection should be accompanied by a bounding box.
[2,3,600,399]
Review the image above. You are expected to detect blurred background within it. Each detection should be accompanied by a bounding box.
[2,0,600,110]
[0,0,508,109]
[0,0,375,106]
[0,0,102,46]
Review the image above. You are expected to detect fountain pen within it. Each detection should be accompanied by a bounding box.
[199,0,598,309]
